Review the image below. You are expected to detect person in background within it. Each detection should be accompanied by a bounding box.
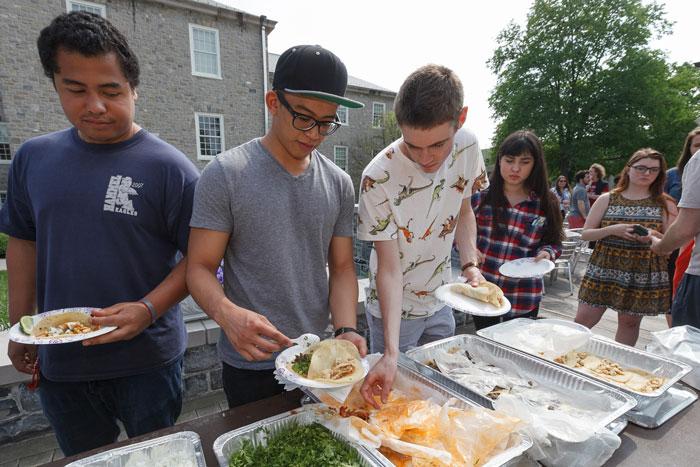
[662,128,700,325]
[186,45,366,409]
[551,175,571,220]
[587,163,609,206]
[357,64,487,407]
[1,12,199,455]
[576,149,677,346]
[567,170,590,228]
[471,130,563,330]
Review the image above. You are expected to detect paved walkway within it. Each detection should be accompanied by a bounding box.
[0,256,670,466]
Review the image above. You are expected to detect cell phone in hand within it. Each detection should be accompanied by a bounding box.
[631,224,649,236]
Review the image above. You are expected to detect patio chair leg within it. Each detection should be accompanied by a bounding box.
[567,265,574,295]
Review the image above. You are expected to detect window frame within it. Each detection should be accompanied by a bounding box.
[336,106,349,126]
[333,145,349,171]
[195,112,225,161]
[372,102,386,128]
[189,24,222,79]
[0,123,11,164]
[66,0,106,17]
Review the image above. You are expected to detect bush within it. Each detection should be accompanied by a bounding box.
[0,233,7,258]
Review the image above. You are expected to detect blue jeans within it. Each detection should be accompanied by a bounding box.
[366,305,456,353]
[39,357,183,456]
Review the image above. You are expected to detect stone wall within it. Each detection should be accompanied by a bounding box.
[0,382,50,444]
[182,342,222,400]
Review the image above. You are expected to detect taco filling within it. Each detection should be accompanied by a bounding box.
[32,312,99,338]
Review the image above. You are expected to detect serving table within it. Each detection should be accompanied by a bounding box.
[42,385,699,467]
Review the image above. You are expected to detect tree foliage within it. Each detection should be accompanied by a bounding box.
[489,0,700,178]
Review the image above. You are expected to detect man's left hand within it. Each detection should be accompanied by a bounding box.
[463,266,484,286]
[335,331,368,357]
[83,302,153,346]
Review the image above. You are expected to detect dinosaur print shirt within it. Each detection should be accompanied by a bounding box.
[358,127,488,319]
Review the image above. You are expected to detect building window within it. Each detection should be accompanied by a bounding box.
[66,0,106,17]
[189,25,221,79]
[0,123,10,163]
[372,102,385,128]
[334,146,348,171]
[0,191,6,207]
[195,113,224,160]
[337,106,349,125]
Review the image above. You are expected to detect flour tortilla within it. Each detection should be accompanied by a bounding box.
[32,311,94,338]
[452,281,505,307]
[306,339,364,384]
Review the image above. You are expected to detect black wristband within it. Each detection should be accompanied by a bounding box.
[334,326,358,337]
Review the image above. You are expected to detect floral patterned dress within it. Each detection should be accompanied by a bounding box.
[578,192,670,315]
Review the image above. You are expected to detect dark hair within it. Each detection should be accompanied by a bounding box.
[677,127,700,177]
[552,175,570,196]
[574,170,587,184]
[394,64,463,129]
[479,130,563,245]
[37,12,139,88]
[614,148,669,213]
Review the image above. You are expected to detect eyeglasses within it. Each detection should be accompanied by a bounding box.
[275,92,341,136]
[629,165,661,175]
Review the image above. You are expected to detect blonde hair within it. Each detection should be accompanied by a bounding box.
[589,163,606,179]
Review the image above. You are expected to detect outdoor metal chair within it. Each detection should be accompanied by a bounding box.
[549,240,579,295]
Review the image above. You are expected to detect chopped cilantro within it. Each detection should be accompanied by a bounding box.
[228,422,363,467]
[291,352,312,377]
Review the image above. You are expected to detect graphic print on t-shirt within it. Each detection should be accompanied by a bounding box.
[103,175,140,216]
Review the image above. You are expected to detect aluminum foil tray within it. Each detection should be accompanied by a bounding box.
[477,319,692,404]
[304,357,533,467]
[212,405,391,467]
[66,431,205,467]
[405,334,637,430]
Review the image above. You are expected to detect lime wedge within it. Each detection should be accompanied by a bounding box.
[19,316,34,335]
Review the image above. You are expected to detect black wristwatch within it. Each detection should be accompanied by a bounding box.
[334,326,358,337]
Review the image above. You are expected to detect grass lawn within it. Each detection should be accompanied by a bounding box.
[0,271,7,330]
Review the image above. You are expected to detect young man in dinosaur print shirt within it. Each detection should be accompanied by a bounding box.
[357,65,487,407]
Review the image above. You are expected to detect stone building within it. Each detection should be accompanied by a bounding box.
[0,0,275,194]
[268,53,396,200]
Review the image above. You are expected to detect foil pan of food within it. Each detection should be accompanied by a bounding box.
[302,355,532,466]
[478,319,692,404]
[213,405,390,467]
[405,334,637,432]
[67,431,205,467]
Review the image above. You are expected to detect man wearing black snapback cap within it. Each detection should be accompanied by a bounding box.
[186,45,367,407]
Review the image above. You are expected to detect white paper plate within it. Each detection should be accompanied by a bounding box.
[8,307,117,345]
[499,258,555,278]
[435,282,511,317]
[275,340,369,389]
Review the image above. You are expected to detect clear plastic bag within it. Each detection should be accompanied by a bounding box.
[646,325,700,389]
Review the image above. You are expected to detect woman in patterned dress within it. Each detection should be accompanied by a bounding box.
[575,149,678,345]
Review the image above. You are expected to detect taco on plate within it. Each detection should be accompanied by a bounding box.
[290,339,364,384]
[451,281,505,308]
[32,311,98,338]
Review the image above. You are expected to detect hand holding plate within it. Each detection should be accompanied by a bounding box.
[335,331,368,357]
[83,301,152,346]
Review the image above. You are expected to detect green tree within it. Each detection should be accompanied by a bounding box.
[350,112,402,198]
[489,0,700,177]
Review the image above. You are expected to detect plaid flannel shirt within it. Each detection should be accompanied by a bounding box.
[471,189,562,315]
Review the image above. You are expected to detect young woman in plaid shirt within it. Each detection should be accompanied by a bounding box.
[471,131,564,330]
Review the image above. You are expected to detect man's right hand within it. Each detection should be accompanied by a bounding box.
[218,306,293,361]
[8,341,37,375]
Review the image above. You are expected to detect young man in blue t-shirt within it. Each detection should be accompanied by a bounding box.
[0,12,199,456]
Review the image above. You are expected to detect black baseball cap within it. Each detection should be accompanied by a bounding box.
[273,45,364,109]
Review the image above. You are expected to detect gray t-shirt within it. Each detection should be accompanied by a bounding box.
[190,139,355,369]
[679,151,700,276]
[569,183,590,217]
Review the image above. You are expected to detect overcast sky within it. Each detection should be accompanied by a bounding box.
[220,0,699,147]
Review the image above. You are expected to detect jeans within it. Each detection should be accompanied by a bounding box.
[366,305,456,353]
[222,362,284,409]
[39,357,183,456]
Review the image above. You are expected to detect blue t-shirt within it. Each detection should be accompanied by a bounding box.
[664,167,681,202]
[0,128,199,381]
[569,183,590,217]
